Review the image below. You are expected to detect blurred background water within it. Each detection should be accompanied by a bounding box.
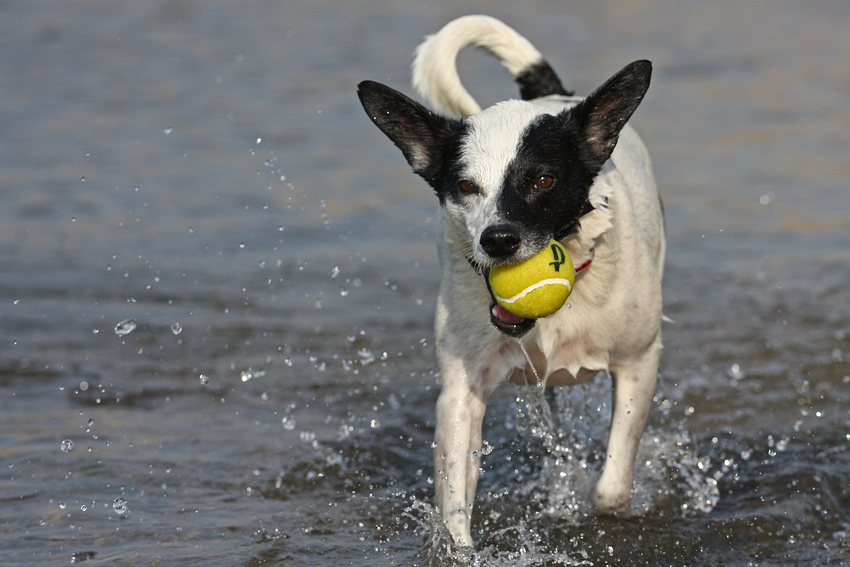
[1,1,848,565]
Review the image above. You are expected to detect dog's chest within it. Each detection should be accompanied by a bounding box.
[505,326,609,386]
[479,304,611,388]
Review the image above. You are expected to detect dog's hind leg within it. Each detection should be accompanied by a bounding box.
[433,369,490,547]
[594,339,661,512]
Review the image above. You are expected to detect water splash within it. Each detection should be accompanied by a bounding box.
[404,500,588,566]
[495,374,721,521]
[631,430,721,515]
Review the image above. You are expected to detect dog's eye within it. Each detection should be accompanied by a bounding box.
[458,180,477,193]
[534,175,554,190]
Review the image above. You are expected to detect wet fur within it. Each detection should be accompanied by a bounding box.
[357,15,664,546]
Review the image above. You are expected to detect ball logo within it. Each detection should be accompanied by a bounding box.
[548,244,566,272]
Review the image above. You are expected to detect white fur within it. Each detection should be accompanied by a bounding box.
[414,17,664,547]
[413,15,544,118]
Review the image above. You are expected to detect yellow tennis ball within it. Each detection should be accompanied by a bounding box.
[489,239,575,319]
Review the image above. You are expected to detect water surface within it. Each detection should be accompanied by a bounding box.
[1,1,848,565]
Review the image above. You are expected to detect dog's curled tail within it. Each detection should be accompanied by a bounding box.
[412,15,570,119]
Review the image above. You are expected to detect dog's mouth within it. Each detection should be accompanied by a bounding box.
[483,268,536,338]
[490,301,536,337]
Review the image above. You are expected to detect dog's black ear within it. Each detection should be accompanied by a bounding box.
[357,81,458,175]
[567,60,651,171]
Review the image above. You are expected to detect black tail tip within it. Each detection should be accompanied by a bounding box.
[516,60,573,100]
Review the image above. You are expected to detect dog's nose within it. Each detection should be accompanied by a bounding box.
[480,226,521,258]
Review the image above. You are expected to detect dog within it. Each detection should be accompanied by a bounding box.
[357,15,664,546]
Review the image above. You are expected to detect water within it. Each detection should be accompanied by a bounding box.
[1,0,849,565]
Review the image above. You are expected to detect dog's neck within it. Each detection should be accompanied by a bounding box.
[574,248,595,275]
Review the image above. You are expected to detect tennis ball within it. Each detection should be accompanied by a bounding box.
[489,239,575,319]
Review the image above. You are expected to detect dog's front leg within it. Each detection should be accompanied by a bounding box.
[433,365,489,547]
[594,341,661,512]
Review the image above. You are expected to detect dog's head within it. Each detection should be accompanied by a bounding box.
[358,61,651,336]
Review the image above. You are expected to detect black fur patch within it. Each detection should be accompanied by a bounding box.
[515,60,573,100]
[493,113,597,248]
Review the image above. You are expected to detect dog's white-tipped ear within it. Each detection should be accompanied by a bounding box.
[357,80,458,175]
[569,60,652,170]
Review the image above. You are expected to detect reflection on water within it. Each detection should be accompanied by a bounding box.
[1,0,848,565]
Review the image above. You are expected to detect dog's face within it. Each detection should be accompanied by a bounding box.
[445,101,601,264]
[358,61,651,335]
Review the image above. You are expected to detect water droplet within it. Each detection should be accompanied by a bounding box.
[330,266,340,279]
[728,363,744,380]
[12,298,19,305]
[112,497,128,515]
[60,439,75,452]
[357,348,375,365]
[114,318,137,336]
[299,430,315,443]
[240,368,265,382]
[170,322,182,335]
[199,374,210,385]
[282,416,296,430]
[339,286,348,297]
[164,127,173,135]
[58,501,67,509]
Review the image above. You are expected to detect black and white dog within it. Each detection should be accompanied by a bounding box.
[357,15,664,546]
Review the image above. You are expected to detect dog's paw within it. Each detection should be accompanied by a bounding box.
[592,477,632,514]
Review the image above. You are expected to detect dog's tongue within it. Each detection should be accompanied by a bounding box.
[493,304,526,324]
